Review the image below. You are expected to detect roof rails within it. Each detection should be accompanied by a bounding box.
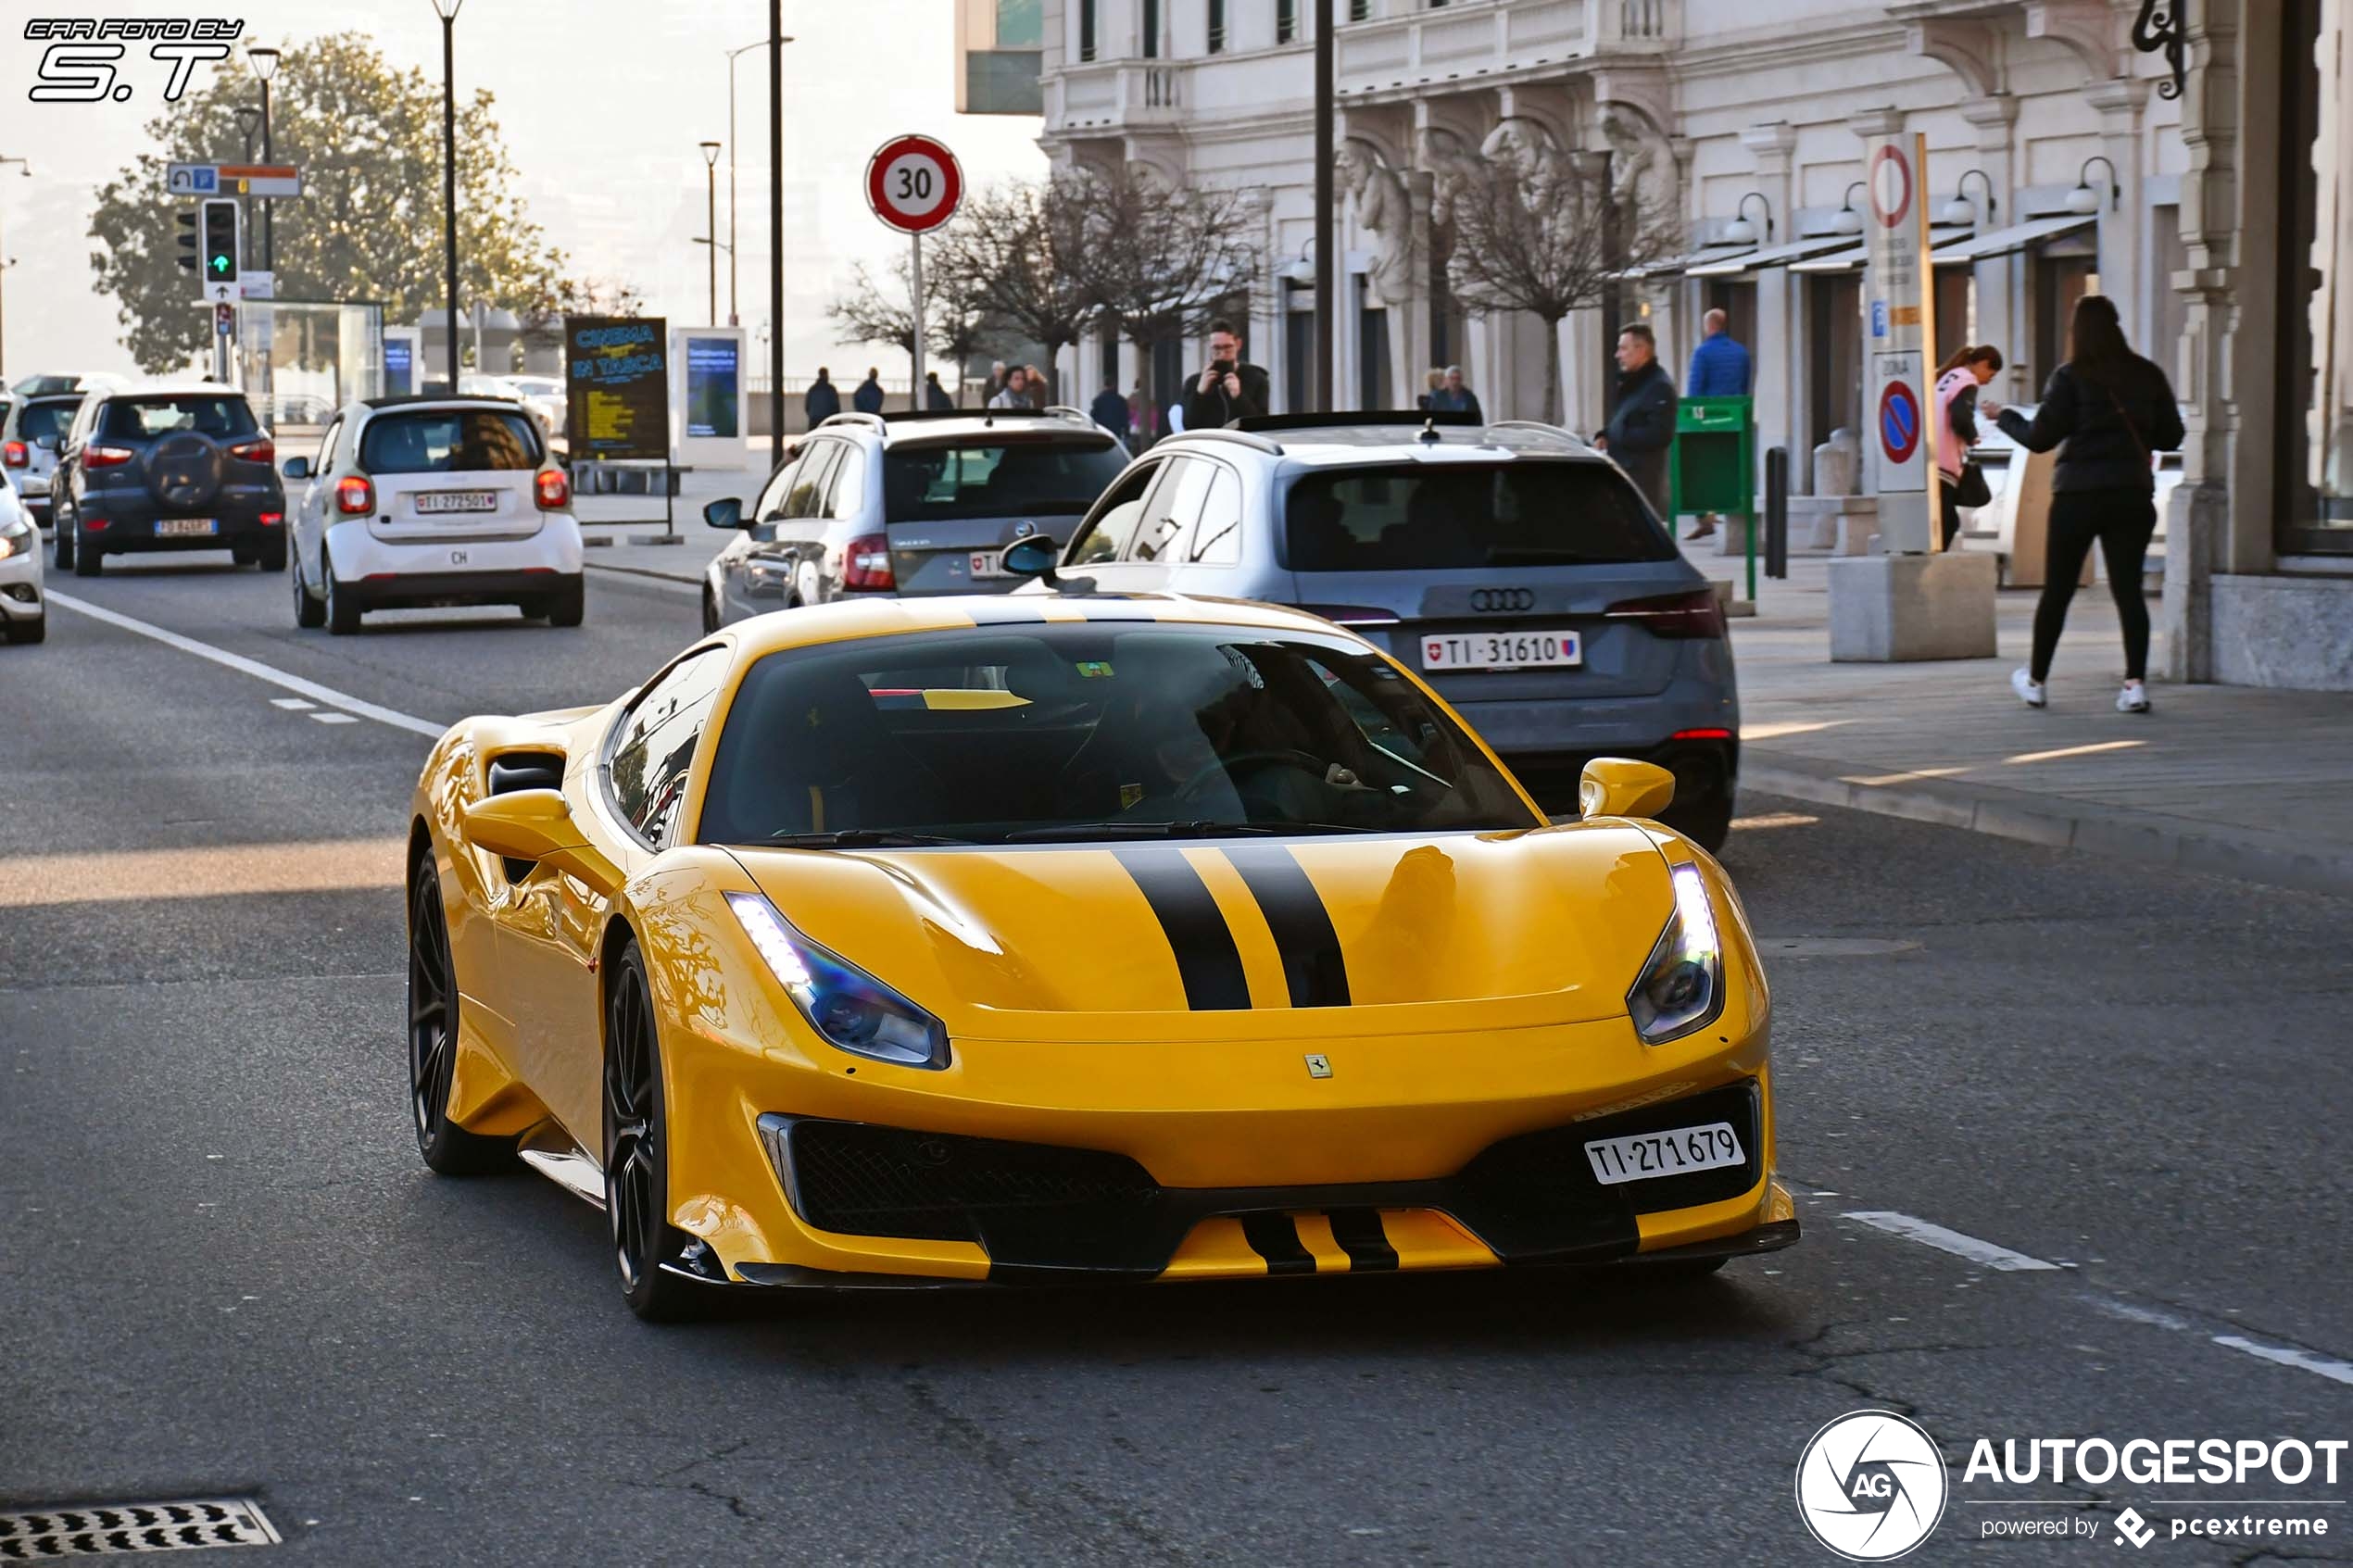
[1231,409,1480,434]
[1169,427,1286,457]
[1485,419,1594,449]
[816,411,887,433]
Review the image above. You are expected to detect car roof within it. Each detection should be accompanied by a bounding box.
[105,383,255,400]
[1161,419,1601,470]
[720,591,1357,665]
[812,408,1113,446]
[359,393,528,413]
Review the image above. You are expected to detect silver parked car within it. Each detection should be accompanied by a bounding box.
[1008,413,1741,848]
[698,408,1129,633]
[2,391,89,533]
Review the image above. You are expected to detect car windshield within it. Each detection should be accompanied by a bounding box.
[99,395,258,441]
[882,437,1127,521]
[20,400,79,445]
[696,622,1539,847]
[1286,460,1674,571]
[359,408,542,473]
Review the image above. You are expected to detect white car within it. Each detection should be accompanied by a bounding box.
[502,375,568,435]
[0,483,44,644]
[283,395,585,634]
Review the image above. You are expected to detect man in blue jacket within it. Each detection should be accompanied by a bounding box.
[1681,309,1751,540]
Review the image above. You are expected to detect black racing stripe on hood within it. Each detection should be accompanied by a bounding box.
[1224,844,1351,1008]
[1110,847,1252,1010]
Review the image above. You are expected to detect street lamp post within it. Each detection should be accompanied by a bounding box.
[1313,0,1334,409]
[0,157,27,383]
[768,2,784,464]
[245,45,279,271]
[725,36,793,329]
[431,0,464,395]
[699,141,722,327]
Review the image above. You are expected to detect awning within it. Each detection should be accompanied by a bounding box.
[1614,243,1753,282]
[1929,212,2095,267]
[1686,233,1861,278]
[1789,225,1976,275]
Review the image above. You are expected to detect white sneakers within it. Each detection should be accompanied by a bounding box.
[2009,669,2154,711]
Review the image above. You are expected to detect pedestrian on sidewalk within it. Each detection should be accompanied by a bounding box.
[1682,308,1752,541]
[852,368,886,415]
[988,366,1029,409]
[1417,368,1442,411]
[984,360,1007,403]
[1089,380,1129,436]
[1025,365,1051,410]
[1428,365,1483,422]
[1932,344,2003,552]
[1595,323,1678,521]
[1180,320,1269,432]
[924,370,954,410]
[804,368,840,425]
[1995,295,2183,714]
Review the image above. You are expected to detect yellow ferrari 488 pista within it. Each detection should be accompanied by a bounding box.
[406,594,1794,1318]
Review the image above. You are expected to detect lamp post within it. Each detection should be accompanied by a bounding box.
[698,141,723,326]
[1313,0,1334,409]
[726,36,793,329]
[1724,191,1774,245]
[1833,179,1867,235]
[431,0,464,394]
[0,157,26,383]
[768,1,785,463]
[1940,168,1998,230]
[245,45,279,270]
[2069,155,2121,215]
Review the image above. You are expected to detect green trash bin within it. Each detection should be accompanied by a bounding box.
[1668,395,1756,596]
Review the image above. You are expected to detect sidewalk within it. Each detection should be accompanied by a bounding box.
[1692,541,2353,897]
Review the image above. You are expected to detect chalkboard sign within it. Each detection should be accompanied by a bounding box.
[565,315,669,460]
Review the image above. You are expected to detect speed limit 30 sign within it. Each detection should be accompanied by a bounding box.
[865,134,963,234]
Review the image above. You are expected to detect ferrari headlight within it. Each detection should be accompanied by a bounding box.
[727,892,950,1070]
[1627,862,1723,1045]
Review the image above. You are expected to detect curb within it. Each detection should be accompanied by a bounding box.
[584,560,704,587]
[1740,749,2353,898]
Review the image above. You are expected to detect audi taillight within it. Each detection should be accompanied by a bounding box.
[228,436,275,466]
[335,475,375,515]
[2,441,24,468]
[535,468,569,510]
[1603,589,1725,640]
[83,445,134,469]
[842,533,894,591]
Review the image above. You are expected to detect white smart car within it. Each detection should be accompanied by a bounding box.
[284,395,585,634]
[0,483,44,644]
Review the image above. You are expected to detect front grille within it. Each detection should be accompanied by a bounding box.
[764,1117,1159,1244]
[0,1499,280,1557]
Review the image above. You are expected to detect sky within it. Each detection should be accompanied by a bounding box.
[0,0,1048,384]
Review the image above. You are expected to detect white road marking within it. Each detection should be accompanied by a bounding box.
[270,696,316,710]
[2213,1336,2353,1388]
[45,590,444,737]
[1841,1210,2062,1272]
[308,711,359,725]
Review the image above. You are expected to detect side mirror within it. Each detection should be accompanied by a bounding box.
[459,789,623,897]
[704,496,744,530]
[283,456,312,481]
[1578,758,1677,822]
[999,536,1061,583]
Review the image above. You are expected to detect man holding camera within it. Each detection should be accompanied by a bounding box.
[1180,320,1270,433]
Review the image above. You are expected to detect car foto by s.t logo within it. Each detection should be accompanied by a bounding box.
[1796,1411,1949,1561]
[23,18,243,105]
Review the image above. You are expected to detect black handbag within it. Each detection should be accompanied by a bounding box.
[1953,460,1993,508]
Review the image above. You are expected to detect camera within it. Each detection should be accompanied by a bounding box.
[1210,358,1237,376]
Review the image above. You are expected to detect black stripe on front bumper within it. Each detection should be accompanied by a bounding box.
[1325,1209,1398,1271]
[1240,1213,1316,1275]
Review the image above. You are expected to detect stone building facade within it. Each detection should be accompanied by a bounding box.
[1037,0,2352,690]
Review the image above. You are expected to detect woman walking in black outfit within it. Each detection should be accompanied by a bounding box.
[1995,295,2184,713]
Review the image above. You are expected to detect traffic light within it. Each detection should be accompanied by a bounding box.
[200,198,239,285]
[176,209,198,271]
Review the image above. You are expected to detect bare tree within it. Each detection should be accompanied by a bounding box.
[926,178,1094,392]
[824,259,920,386]
[1444,145,1680,423]
[1067,166,1261,371]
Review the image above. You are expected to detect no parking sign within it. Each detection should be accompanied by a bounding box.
[1862,132,1939,549]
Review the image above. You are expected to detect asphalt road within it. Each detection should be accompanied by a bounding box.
[4,551,2349,1567]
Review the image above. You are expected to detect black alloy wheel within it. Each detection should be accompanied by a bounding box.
[407,857,512,1174]
[324,557,361,635]
[603,941,705,1321]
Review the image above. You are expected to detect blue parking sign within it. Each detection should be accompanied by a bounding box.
[1870,299,1889,339]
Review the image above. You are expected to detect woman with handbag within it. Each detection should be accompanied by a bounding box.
[1994,296,2185,713]
[1932,345,2003,550]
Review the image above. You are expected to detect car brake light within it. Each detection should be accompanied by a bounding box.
[1296,604,1402,628]
[1603,589,1726,640]
[335,474,375,515]
[535,468,569,510]
[2,442,24,468]
[1671,728,1733,742]
[842,533,894,591]
[83,445,134,469]
[259,511,283,527]
[228,437,275,465]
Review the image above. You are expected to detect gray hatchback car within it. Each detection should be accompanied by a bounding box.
[1018,413,1740,848]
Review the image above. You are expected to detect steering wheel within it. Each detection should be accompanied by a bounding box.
[1173,749,1328,806]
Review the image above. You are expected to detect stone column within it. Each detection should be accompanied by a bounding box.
[2085,76,2152,343]
[1739,121,1800,492]
[1960,94,2026,402]
[1565,148,1616,431]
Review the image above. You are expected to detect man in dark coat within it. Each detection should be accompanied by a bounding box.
[804,368,841,425]
[924,371,954,410]
[1595,324,1678,520]
[1088,381,1129,436]
[851,368,886,415]
[1178,319,1270,432]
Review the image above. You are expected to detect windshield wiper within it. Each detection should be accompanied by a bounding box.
[1001,820,1378,843]
[764,829,970,848]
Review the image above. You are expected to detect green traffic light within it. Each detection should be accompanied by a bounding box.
[211,256,229,273]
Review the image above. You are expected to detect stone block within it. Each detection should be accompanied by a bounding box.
[1828,551,2000,661]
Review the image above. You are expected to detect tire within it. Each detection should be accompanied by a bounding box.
[291,549,326,629]
[324,556,361,635]
[1663,784,1733,856]
[604,940,709,1322]
[52,517,73,572]
[546,575,585,629]
[407,857,515,1175]
[4,616,43,646]
[70,521,101,577]
[257,534,286,572]
[232,546,258,567]
[700,588,721,635]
